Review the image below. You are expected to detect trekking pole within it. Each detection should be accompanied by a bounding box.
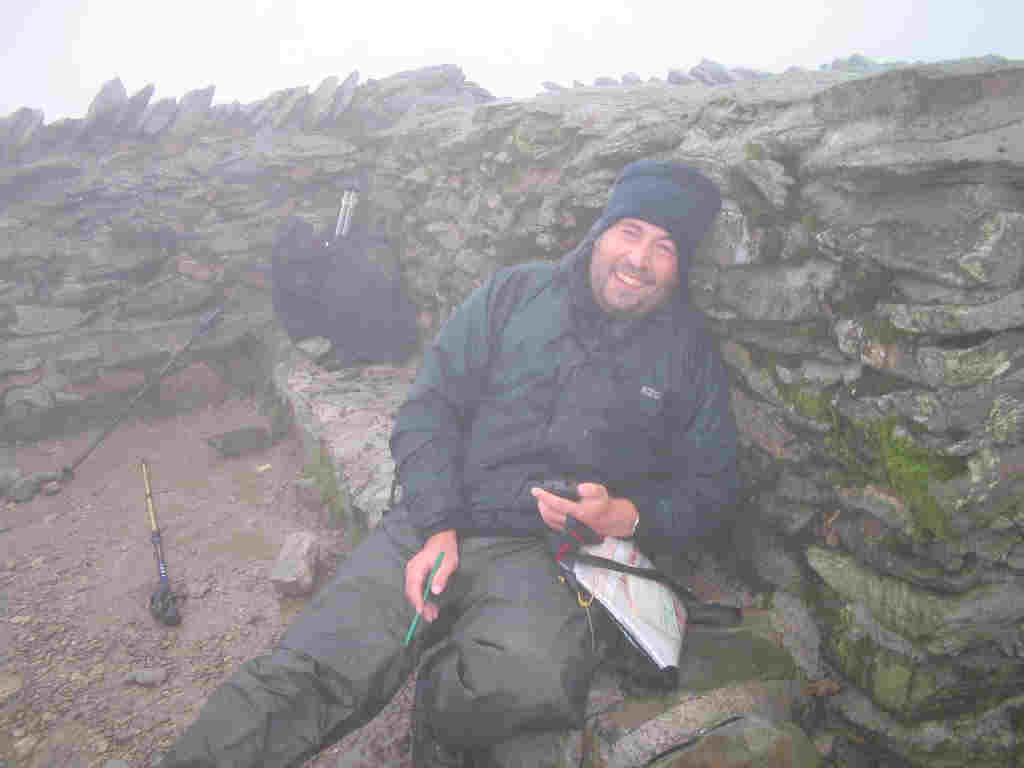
[59,305,224,485]
[142,459,180,625]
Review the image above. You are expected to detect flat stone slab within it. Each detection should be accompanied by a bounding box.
[271,333,416,530]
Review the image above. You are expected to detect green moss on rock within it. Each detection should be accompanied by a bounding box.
[875,421,964,541]
[860,313,915,347]
[823,411,966,541]
[303,441,359,535]
[744,142,768,162]
[781,382,834,423]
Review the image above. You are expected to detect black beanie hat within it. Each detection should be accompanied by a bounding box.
[598,159,722,262]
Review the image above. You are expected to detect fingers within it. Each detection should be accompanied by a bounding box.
[536,496,562,531]
[531,486,578,514]
[577,482,608,501]
[532,488,570,530]
[404,530,459,624]
[431,553,458,595]
[405,551,431,616]
[538,483,620,537]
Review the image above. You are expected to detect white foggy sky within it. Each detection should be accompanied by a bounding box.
[2,0,1022,122]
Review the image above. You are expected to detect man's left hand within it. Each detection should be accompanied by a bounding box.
[531,482,638,539]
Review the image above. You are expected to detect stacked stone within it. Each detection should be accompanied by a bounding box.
[538,57,776,91]
[0,64,494,164]
[0,65,494,450]
[685,60,1024,766]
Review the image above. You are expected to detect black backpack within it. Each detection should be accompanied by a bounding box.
[271,195,419,366]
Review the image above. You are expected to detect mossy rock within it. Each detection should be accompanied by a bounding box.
[676,610,797,692]
[822,600,1022,720]
[823,412,966,542]
[302,441,359,535]
[806,547,1024,655]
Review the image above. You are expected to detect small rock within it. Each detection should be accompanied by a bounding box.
[9,474,40,502]
[125,667,168,687]
[41,480,62,495]
[0,465,21,498]
[0,672,24,703]
[690,57,734,86]
[270,531,320,596]
[667,68,695,85]
[205,427,271,458]
[14,734,39,759]
[188,581,212,599]
[296,336,331,360]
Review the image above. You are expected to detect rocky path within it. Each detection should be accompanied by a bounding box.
[0,397,357,768]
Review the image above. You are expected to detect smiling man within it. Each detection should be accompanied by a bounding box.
[590,217,680,314]
[159,159,738,768]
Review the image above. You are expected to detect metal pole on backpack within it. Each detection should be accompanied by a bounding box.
[334,188,360,239]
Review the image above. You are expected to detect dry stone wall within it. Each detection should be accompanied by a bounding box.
[2,57,1024,765]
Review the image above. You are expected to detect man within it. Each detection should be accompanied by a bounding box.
[159,159,737,767]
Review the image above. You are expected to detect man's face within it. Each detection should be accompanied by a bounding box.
[589,218,680,317]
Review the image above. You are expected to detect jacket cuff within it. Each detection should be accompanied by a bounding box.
[417,515,462,540]
[630,494,675,552]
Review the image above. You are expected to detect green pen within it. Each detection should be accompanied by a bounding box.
[403,551,445,646]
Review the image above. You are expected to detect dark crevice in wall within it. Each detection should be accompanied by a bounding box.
[929,329,998,350]
[848,366,917,398]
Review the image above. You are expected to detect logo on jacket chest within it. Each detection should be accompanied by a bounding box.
[640,385,663,401]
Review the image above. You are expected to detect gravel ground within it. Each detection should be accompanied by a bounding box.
[0,396,366,768]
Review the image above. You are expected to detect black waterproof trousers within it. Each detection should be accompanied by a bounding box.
[158,509,596,767]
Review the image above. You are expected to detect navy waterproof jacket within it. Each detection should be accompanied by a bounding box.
[390,242,739,554]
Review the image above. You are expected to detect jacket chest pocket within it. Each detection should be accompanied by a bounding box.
[547,366,668,479]
[606,373,666,432]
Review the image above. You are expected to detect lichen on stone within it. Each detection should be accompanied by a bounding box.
[929,344,1011,389]
[985,394,1023,444]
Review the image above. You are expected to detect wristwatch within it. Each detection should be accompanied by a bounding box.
[631,510,640,537]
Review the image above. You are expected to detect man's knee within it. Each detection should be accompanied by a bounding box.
[421,625,594,747]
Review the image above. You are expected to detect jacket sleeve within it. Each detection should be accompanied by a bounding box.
[389,276,497,539]
[629,331,739,554]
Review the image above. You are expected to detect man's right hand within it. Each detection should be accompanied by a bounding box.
[404,529,459,623]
